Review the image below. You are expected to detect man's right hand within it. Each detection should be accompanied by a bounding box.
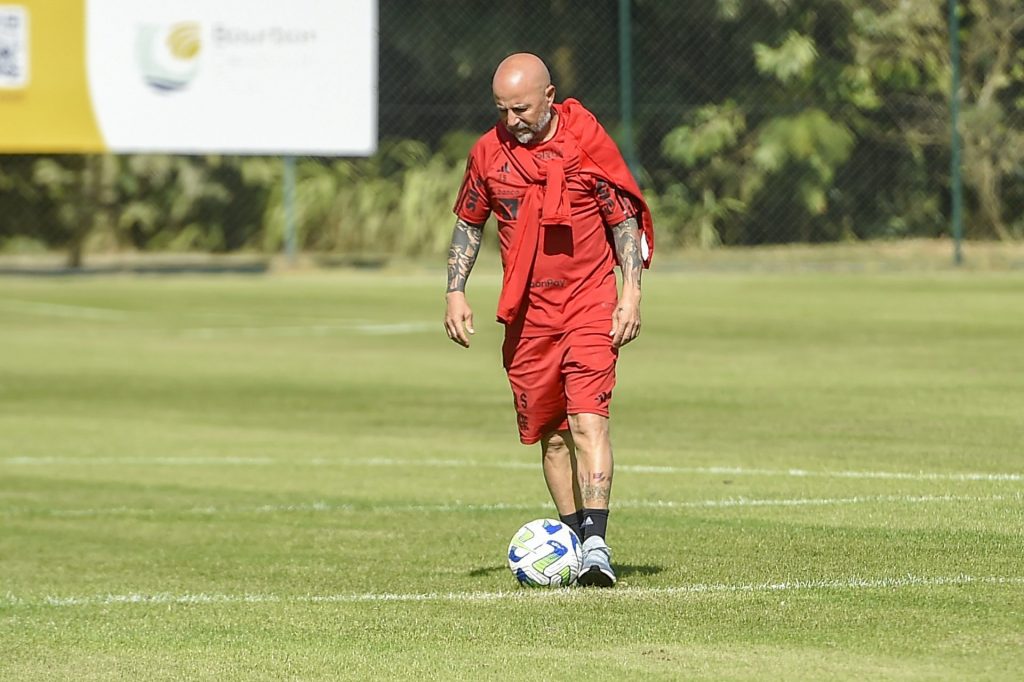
[444,292,475,348]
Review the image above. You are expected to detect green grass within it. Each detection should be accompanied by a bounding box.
[1,263,1023,680]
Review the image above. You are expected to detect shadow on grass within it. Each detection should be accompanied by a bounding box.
[468,565,506,577]
[617,564,663,579]
[468,564,663,579]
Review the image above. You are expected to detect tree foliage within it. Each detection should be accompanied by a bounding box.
[0,1,1021,265]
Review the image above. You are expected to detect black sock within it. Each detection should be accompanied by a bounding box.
[580,508,609,541]
[559,511,583,540]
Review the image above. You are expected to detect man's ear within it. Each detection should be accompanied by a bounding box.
[545,84,556,104]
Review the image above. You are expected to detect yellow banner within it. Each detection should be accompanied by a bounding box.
[0,1,105,152]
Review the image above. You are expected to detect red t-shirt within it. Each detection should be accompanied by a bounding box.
[455,119,637,337]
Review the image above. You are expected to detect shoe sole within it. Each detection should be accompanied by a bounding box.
[576,566,616,588]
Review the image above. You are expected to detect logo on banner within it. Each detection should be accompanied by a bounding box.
[136,21,202,92]
[0,5,29,89]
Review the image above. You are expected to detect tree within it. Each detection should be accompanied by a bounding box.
[959,0,1024,240]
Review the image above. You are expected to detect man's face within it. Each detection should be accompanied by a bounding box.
[493,83,554,144]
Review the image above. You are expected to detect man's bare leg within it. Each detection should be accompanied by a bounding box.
[568,412,617,586]
[568,413,613,509]
[541,429,582,513]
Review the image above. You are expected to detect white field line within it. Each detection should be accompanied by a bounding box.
[3,454,1022,483]
[1,493,1018,519]
[179,321,434,338]
[181,324,359,339]
[2,456,277,466]
[3,574,1022,608]
[0,299,433,335]
[355,322,435,335]
[0,299,135,320]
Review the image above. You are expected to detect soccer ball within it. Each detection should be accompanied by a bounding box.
[507,518,582,587]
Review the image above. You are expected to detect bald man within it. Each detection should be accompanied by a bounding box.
[444,53,654,587]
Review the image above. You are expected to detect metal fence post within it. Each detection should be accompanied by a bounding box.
[283,155,297,264]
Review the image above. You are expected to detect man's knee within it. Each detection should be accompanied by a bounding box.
[541,430,573,458]
[568,413,609,447]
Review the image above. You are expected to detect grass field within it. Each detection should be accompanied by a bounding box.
[1,260,1023,680]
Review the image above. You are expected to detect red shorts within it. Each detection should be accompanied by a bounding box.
[502,323,618,444]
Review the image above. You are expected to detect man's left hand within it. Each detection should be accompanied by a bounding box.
[610,289,641,348]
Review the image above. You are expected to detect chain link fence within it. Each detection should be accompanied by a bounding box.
[1,0,1022,267]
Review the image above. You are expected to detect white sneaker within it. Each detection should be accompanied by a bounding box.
[577,536,616,587]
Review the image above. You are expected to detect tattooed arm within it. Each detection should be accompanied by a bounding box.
[444,218,484,348]
[610,216,642,348]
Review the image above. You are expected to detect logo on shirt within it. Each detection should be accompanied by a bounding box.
[497,197,520,221]
[463,177,486,212]
[594,179,615,216]
[529,279,566,288]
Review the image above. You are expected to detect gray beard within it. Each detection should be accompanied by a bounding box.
[514,108,552,144]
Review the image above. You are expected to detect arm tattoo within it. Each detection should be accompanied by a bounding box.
[612,216,642,290]
[446,219,483,293]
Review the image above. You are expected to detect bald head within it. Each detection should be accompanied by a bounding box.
[492,53,551,94]
[492,53,557,145]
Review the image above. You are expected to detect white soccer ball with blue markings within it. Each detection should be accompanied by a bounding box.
[507,518,582,587]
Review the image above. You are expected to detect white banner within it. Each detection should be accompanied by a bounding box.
[85,0,377,155]
[1,0,376,154]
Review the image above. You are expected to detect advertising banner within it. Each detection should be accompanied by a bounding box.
[0,0,377,155]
